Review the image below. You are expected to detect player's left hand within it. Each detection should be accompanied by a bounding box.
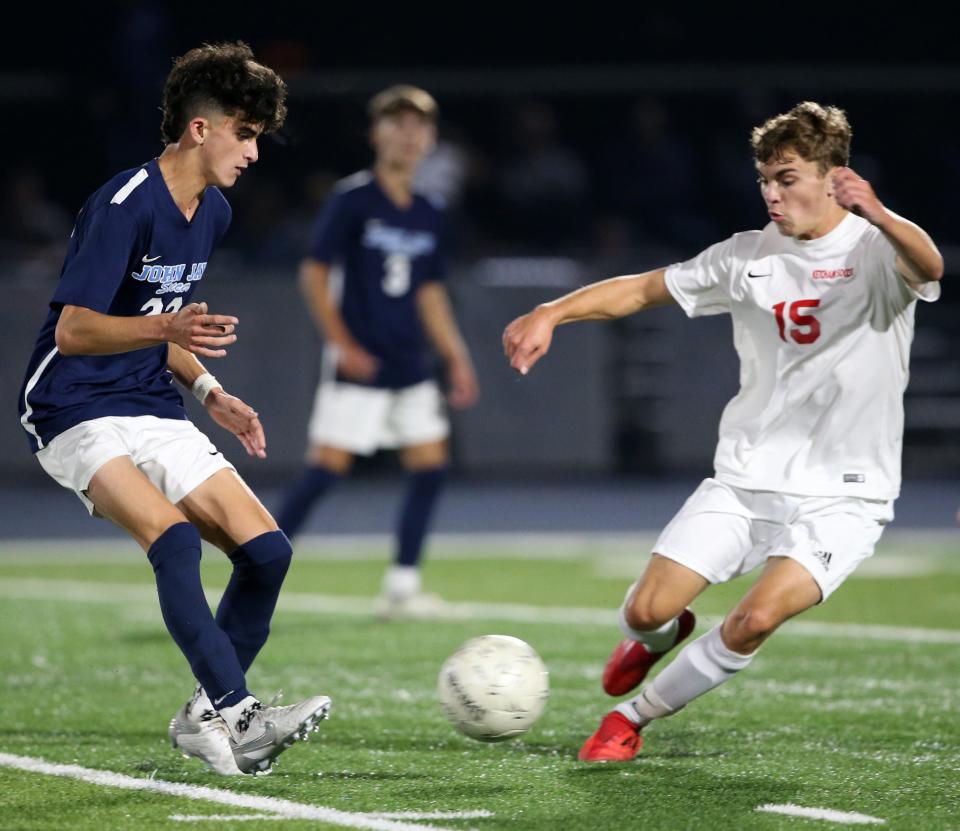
[205,388,267,459]
[831,167,887,226]
[447,356,479,409]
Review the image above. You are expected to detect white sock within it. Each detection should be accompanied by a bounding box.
[618,606,681,653]
[194,686,213,714]
[619,624,756,726]
[383,565,421,599]
[218,695,261,741]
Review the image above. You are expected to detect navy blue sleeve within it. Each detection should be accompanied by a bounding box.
[307,191,353,264]
[52,204,140,313]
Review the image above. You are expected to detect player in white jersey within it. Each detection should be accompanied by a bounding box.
[502,102,944,762]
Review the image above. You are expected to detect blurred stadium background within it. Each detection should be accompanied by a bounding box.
[2,5,958,538]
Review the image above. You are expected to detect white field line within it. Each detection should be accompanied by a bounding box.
[756,803,885,825]
[171,813,492,823]
[366,813,492,820]
[2,529,957,564]
[1,577,960,645]
[0,752,479,831]
[171,816,282,822]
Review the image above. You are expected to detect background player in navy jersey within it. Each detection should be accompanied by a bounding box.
[18,42,329,776]
[277,85,479,618]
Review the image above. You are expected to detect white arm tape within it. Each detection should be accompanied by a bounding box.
[191,372,222,404]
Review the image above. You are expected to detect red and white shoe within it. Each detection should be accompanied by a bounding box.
[578,711,643,762]
[602,608,696,696]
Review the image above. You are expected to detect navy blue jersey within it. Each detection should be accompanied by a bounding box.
[308,171,447,389]
[19,159,231,453]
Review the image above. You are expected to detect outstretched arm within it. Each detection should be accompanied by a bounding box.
[831,168,944,287]
[167,342,266,459]
[502,268,675,375]
[55,301,238,357]
[416,281,479,409]
[299,258,379,382]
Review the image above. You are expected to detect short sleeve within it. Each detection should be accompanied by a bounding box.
[307,191,353,264]
[867,226,940,305]
[664,236,737,317]
[52,204,140,313]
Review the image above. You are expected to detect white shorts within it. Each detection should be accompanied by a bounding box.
[307,380,450,456]
[653,478,893,601]
[36,415,234,517]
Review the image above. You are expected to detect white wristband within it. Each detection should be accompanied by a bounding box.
[191,373,222,404]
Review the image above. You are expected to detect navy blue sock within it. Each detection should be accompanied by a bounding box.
[276,466,340,539]
[215,530,293,672]
[147,523,249,708]
[395,467,448,567]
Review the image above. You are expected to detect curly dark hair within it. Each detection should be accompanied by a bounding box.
[751,101,851,174]
[160,41,287,144]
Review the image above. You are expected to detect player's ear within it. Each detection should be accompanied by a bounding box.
[188,117,209,147]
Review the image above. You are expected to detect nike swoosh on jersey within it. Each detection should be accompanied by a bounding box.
[142,254,162,263]
[747,271,771,278]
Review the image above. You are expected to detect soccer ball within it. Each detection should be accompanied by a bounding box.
[437,634,549,742]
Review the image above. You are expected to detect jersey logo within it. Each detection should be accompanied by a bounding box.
[132,261,207,294]
[843,473,865,483]
[362,220,437,258]
[812,268,854,280]
[142,254,162,263]
[747,271,771,279]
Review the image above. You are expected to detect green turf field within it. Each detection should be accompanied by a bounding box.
[1,532,958,830]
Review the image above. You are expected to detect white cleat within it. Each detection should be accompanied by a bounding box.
[373,591,452,621]
[228,695,331,775]
[169,687,242,776]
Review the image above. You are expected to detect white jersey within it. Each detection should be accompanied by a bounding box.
[664,213,939,500]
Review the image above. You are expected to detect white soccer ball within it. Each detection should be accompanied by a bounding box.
[437,634,549,742]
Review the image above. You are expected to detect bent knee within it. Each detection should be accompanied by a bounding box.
[623,595,681,631]
[725,606,782,645]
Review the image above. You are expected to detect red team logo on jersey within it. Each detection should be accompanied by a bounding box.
[812,267,854,280]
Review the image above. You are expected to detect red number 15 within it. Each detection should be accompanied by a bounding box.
[772,299,821,344]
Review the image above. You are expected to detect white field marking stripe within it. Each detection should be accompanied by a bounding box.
[756,803,885,825]
[172,816,282,822]
[0,753,469,831]
[3,528,956,562]
[2,578,960,645]
[171,811,493,822]
[0,532,657,561]
[19,346,59,447]
[364,813,492,820]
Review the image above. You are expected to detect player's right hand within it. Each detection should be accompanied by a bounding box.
[336,342,380,381]
[167,302,238,358]
[502,307,557,375]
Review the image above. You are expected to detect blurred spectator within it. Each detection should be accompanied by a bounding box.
[415,125,472,207]
[597,97,717,252]
[496,101,590,251]
[0,168,72,281]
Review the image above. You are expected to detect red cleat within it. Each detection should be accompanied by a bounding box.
[578,711,643,762]
[602,608,696,696]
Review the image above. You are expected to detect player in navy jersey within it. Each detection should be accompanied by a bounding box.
[276,85,479,618]
[18,42,329,776]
